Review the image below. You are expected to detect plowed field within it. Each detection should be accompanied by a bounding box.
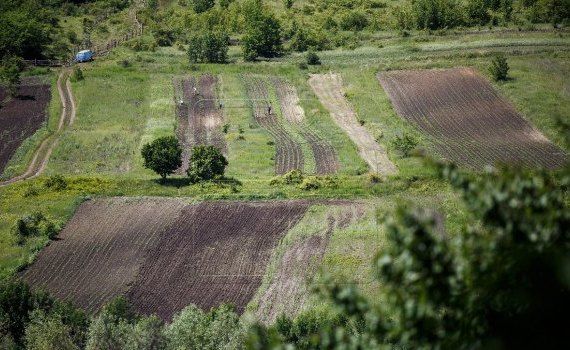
[244,75,304,174]
[272,78,339,174]
[0,78,51,174]
[173,74,226,173]
[22,198,310,320]
[378,68,567,169]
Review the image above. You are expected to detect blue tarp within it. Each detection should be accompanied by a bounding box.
[75,50,93,62]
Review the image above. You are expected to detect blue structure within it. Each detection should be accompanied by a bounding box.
[75,50,93,62]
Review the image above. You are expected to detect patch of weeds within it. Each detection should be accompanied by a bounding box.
[44,175,68,191]
[12,212,61,245]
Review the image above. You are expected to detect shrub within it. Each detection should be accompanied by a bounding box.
[71,66,84,82]
[368,172,383,184]
[192,0,215,13]
[339,11,369,31]
[141,136,182,181]
[392,132,418,157]
[11,212,60,244]
[299,176,321,190]
[153,28,176,47]
[0,56,24,97]
[44,175,67,191]
[222,123,230,133]
[270,169,304,185]
[306,51,321,65]
[490,54,509,81]
[188,31,229,64]
[412,0,463,30]
[187,145,228,183]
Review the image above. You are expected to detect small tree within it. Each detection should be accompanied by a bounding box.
[187,145,228,183]
[242,1,283,61]
[141,136,182,181]
[71,66,84,82]
[490,54,509,81]
[306,51,321,65]
[0,57,24,97]
[188,31,229,64]
[391,132,418,157]
[25,310,78,350]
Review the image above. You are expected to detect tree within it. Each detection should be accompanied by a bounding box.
[0,56,24,97]
[490,54,509,81]
[192,0,215,13]
[411,0,463,30]
[141,136,182,181]
[188,31,229,64]
[247,163,570,349]
[25,310,78,350]
[242,0,283,61]
[187,145,228,183]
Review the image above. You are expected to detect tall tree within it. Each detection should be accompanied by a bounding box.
[242,0,283,61]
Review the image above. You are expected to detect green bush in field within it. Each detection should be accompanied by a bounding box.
[412,0,464,29]
[188,31,229,63]
[187,145,228,183]
[11,212,60,244]
[71,66,83,82]
[44,175,68,191]
[391,132,419,157]
[141,136,182,181]
[192,0,215,13]
[490,54,509,81]
[0,56,24,97]
[306,50,321,65]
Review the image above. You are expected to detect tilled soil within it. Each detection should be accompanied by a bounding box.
[377,68,567,169]
[308,73,398,175]
[243,75,304,174]
[0,78,51,174]
[173,75,226,174]
[272,78,340,174]
[22,198,310,321]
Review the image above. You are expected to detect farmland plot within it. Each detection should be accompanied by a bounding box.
[309,74,398,175]
[173,74,226,173]
[22,198,312,320]
[272,78,340,174]
[244,75,304,174]
[378,68,567,169]
[0,78,51,174]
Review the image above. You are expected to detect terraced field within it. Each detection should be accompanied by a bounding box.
[378,68,567,169]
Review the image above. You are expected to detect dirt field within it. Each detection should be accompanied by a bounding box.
[308,73,398,176]
[253,203,366,324]
[378,68,567,169]
[272,78,340,174]
[244,75,304,174]
[22,198,310,320]
[173,74,226,174]
[0,78,51,174]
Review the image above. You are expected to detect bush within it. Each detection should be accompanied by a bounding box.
[125,37,156,52]
[368,172,383,184]
[11,212,60,243]
[0,56,24,97]
[391,132,418,157]
[70,66,84,82]
[141,136,182,181]
[412,0,464,29]
[339,11,369,31]
[44,175,67,191]
[306,51,321,65]
[192,0,215,13]
[269,169,304,185]
[153,28,176,47]
[188,31,229,64]
[242,1,283,61]
[187,145,228,183]
[490,54,509,81]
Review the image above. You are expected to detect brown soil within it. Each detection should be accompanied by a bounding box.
[173,75,227,174]
[272,78,340,175]
[378,68,567,169]
[308,73,398,175]
[22,198,310,321]
[0,78,50,174]
[244,75,304,174]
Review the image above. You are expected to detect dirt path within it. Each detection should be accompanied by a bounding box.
[308,73,397,176]
[272,78,340,174]
[0,70,75,187]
